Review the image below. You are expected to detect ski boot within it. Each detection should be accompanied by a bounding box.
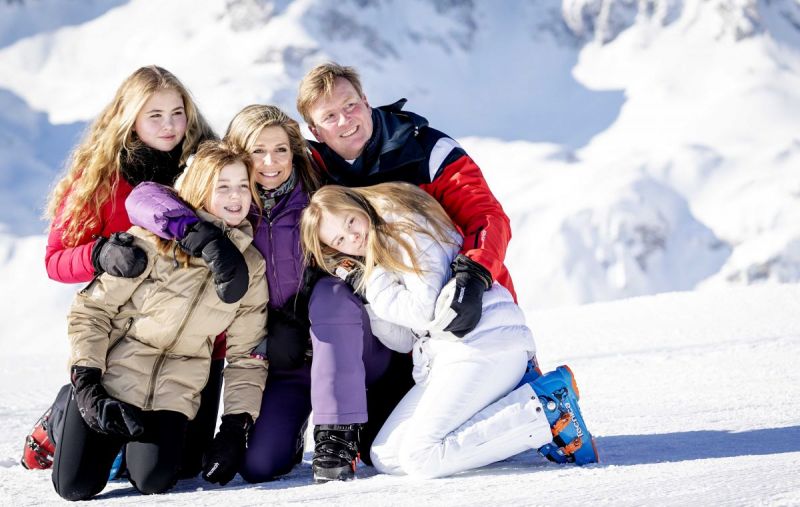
[530,365,599,465]
[21,409,56,470]
[293,419,308,466]
[108,449,126,480]
[312,423,361,483]
[516,357,544,388]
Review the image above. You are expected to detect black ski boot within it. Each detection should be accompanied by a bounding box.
[312,423,361,483]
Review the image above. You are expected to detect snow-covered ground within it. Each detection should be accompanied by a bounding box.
[2,282,799,505]
[1,0,800,504]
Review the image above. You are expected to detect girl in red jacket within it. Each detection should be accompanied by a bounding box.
[44,65,215,283]
[22,66,220,479]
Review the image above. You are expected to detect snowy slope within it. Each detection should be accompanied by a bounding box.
[1,284,799,505]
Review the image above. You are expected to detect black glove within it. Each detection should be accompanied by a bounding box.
[179,221,249,304]
[264,306,311,369]
[249,267,322,364]
[296,265,327,313]
[70,365,144,438]
[91,232,147,278]
[202,412,253,486]
[442,254,492,338]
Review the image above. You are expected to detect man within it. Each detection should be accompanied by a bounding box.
[297,63,515,305]
[296,63,526,483]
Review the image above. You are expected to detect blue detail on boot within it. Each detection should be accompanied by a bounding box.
[515,358,543,389]
[529,365,598,465]
[108,448,126,481]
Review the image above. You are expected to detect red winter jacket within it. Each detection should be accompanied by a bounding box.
[45,177,134,284]
[419,154,514,299]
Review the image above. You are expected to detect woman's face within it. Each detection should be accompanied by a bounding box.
[318,209,369,257]
[133,89,187,152]
[206,162,251,226]
[250,126,293,190]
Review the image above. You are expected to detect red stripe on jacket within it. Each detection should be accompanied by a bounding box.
[420,154,516,301]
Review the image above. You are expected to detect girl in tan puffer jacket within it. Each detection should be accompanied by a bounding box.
[53,141,269,501]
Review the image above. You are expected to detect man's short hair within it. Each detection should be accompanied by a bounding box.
[297,62,365,126]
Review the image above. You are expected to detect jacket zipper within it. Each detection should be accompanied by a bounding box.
[143,270,212,410]
[265,199,303,305]
[107,317,134,355]
[79,272,103,296]
[268,218,281,303]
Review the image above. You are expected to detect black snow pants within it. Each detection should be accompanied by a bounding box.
[51,391,188,501]
[179,357,223,477]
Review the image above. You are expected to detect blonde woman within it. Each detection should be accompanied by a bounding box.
[300,182,598,479]
[52,141,268,500]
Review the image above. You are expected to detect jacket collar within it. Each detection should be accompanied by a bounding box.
[120,141,184,187]
[314,99,429,183]
[196,209,254,253]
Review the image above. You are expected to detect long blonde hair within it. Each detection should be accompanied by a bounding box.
[224,104,322,193]
[46,65,216,246]
[156,140,259,266]
[300,182,458,293]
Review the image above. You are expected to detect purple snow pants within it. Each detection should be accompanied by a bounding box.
[240,277,413,483]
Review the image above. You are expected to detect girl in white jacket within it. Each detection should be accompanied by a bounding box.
[300,182,598,479]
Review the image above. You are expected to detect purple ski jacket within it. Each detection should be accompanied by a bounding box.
[125,181,308,309]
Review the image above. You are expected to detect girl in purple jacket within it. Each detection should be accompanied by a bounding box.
[125,105,414,484]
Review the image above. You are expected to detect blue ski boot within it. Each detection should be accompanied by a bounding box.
[516,357,543,389]
[108,448,126,480]
[530,365,598,465]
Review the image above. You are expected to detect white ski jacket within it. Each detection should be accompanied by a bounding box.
[364,216,535,384]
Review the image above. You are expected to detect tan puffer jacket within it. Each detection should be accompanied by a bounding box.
[68,212,268,421]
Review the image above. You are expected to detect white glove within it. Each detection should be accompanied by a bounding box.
[428,278,460,340]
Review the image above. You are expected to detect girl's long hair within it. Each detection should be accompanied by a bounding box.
[300,182,458,293]
[155,140,259,266]
[224,104,322,193]
[45,65,216,246]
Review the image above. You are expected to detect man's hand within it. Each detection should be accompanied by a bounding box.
[442,254,492,337]
[335,261,367,303]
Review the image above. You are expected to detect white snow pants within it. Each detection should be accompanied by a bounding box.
[369,341,553,478]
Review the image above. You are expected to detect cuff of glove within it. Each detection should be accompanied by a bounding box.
[451,254,493,289]
[166,215,200,240]
[219,413,254,435]
[71,365,103,389]
[90,236,108,274]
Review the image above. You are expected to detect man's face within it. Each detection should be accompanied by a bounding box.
[308,77,373,160]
